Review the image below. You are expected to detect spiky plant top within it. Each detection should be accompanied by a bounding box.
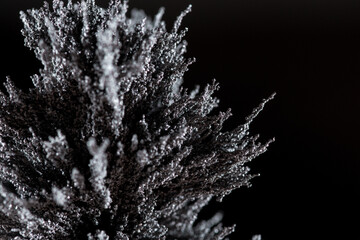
[0,0,274,239]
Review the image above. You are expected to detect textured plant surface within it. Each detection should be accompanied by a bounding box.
[0,0,274,239]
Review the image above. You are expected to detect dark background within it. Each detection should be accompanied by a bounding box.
[1,0,360,239]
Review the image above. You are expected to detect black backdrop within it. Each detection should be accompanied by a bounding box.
[1,0,360,239]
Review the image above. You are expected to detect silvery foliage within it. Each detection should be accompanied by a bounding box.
[0,0,274,239]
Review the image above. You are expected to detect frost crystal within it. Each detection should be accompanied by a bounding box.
[0,0,274,239]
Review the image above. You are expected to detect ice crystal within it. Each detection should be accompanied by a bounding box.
[0,0,274,239]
